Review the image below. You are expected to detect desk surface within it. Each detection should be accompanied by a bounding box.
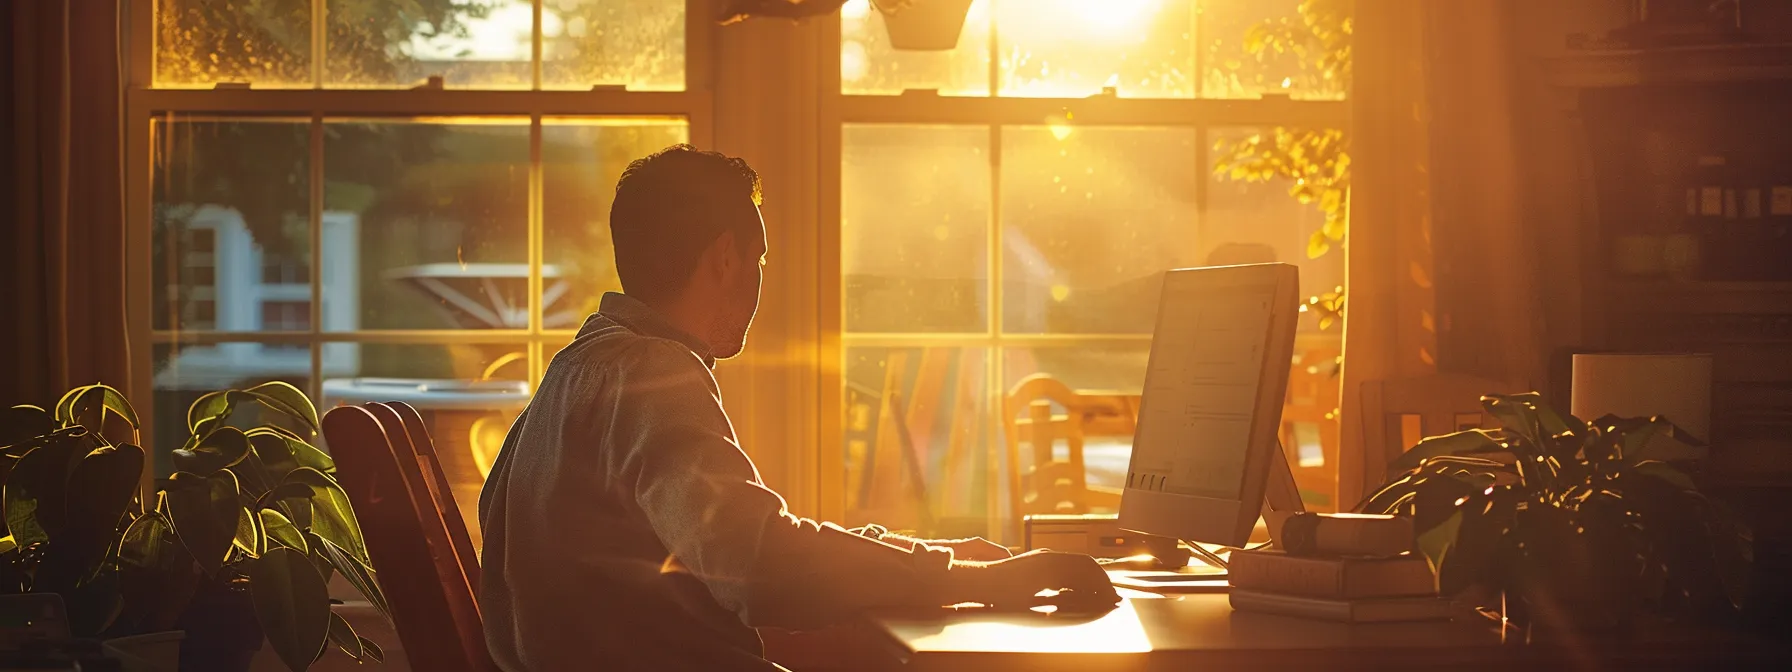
[866,591,1784,671]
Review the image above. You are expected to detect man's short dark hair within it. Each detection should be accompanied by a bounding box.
[610,144,763,304]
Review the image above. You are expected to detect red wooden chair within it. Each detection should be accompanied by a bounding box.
[323,405,495,672]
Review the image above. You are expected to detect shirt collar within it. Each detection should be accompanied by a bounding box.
[594,292,717,369]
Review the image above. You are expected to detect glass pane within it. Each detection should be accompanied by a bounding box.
[542,119,690,320]
[152,119,311,332]
[542,0,686,91]
[326,0,531,88]
[843,346,992,539]
[1000,126,1200,334]
[1002,345,1150,504]
[152,342,317,475]
[155,0,311,88]
[323,120,530,330]
[996,0,1196,98]
[320,342,531,552]
[841,0,992,96]
[843,125,992,334]
[1201,0,1349,100]
[1206,127,1345,331]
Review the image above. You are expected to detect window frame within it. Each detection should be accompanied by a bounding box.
[125,0,716,445]
[814,3,1351,533]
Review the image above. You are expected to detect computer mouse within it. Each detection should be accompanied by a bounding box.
[1029,587,1122,616]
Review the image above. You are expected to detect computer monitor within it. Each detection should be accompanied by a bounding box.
[1117,263,1305,559]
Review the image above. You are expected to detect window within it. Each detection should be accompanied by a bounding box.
[134,1,704,499]
[829,0,1350,540]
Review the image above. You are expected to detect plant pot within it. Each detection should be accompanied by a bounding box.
[174,582,262,672]
[102,631,184,672]
[882,0,976,51]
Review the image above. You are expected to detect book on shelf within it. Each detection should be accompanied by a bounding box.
[1228,549,1435,600]
[1264,511,1415,557]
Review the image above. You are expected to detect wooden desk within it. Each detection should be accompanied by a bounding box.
[864,592,1786,671]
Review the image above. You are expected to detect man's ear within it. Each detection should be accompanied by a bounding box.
[707,229,741,279]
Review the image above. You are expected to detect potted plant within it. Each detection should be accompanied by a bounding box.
[1359,392,1752,634]
[2,382,389,671]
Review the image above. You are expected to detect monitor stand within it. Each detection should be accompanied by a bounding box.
[1107,442,1305,593]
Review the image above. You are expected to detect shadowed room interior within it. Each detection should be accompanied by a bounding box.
[3,1,1791,670]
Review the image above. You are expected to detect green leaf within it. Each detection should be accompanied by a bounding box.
[308,531,389,621]
[359,638,384,663]
[1320,214,1346,240]
[187,391,235,435]
[288,439,336,474]
[248,430,302,483]
[234,505,265,558]
[325,611,365,662]
[119,511,181,569]
[256,482,316,511]
[1306,230,1330,259]
[163,470,243,574]
[248,429,334,476]
[1387,428,1503,475]
[1483,393,1544,450]
[1,405,55,449]
[261,508,307,553]
[63,443,145,580]
[3,428,94,546]
[172,426,252,475]
[55,386,87,428]
[244,382,321,435]
[250,547,332,672]
[1631,460,1696,491]
[1416,510,1463,592]
[115,512,204,634]
[281,468,368,565]
[68,384,140,436]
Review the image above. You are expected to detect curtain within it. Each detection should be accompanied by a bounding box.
[1338,0,1440,507]
[1,0,131,408]
[1339,0,1547,506]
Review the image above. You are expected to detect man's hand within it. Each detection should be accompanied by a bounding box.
[942,537,1013,562]
[945,551,1118,609]
[880,532,1013,562]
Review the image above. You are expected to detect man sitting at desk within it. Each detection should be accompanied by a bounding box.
[478,145,1116,671]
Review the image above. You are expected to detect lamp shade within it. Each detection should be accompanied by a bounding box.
[1571,353,1712,442]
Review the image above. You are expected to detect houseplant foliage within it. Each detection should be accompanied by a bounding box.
[1,382,387,671]
[1359,392,1752,631]
[1211,0,1352,331]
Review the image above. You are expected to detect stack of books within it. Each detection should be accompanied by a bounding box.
[1227,512,1452,623]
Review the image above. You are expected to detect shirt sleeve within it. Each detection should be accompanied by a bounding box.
[604,340,956,629]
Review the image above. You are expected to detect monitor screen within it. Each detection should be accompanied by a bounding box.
[1118,263,1300,547]
[1127,285,1276,501]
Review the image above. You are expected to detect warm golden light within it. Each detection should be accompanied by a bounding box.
[1046,110,1075,140]
[842,40,870,82]
[841,0,872,21]
[1062,0,1159,36]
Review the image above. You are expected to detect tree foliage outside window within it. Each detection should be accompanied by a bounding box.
[1211,0,1351,330]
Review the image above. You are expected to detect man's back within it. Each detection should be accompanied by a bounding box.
[478,297,773,671]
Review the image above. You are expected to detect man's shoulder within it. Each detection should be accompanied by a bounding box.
[564,315,712,378]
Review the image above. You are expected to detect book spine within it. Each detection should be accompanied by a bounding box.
[1228,589,1352,621]
[1229,554,1345,598]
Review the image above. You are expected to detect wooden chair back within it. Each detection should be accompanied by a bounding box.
[323,405,494,672]
[1003,375,1123,538]
[386,401,481,595]
[1359,373,1523,492]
